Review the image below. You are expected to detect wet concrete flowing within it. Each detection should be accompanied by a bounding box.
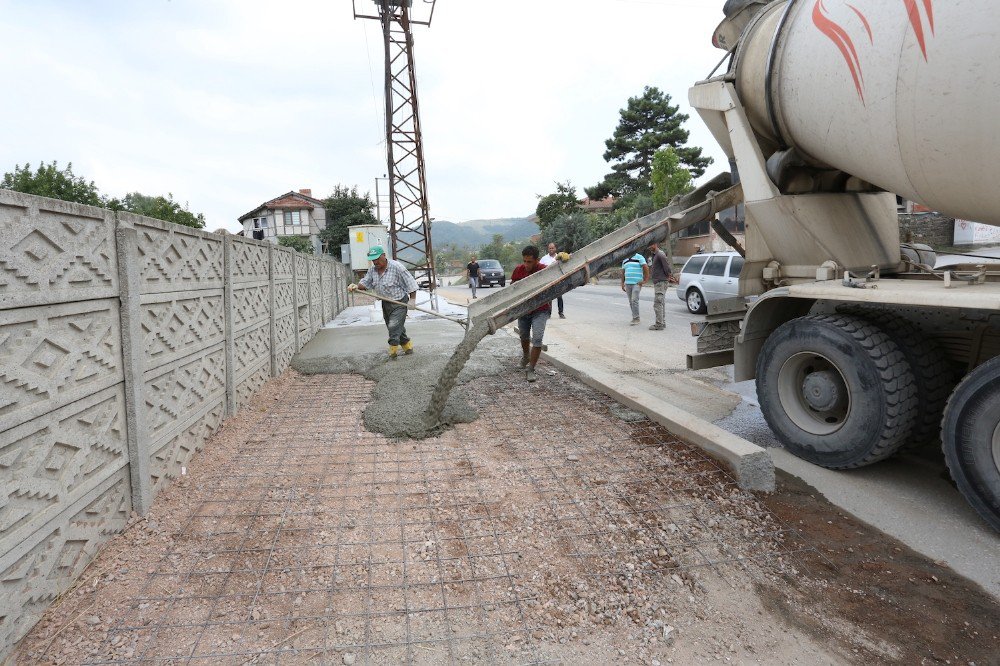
[422,320,491,431]
[291,319,510,439]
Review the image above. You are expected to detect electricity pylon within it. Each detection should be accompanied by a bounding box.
[354,0,438,294]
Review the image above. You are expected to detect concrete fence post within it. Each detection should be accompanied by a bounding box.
[268,244,278,378]
[319,258,327,325]
[114,223,152,515]
[305,256,314,334]
[291,251,301,353]
[223,235,236,416]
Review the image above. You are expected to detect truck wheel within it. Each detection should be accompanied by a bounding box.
[843,308,956,446]
[686,288,707,314]
[756,314,918,469]
[940,356,1000,532]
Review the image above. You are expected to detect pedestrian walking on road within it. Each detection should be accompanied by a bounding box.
[538,243,566,318]
[511,245,551,383]
[348,246,418,360]
[621,251,650,325]
[466,255,480,299]
[648,241,672,330]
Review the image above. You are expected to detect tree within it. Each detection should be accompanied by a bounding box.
[535,181,578,234]
[650,147,694,209]
[1,161,102,206]
[108,192,206,229]
[279,236,314,253]
[477,234,523,271]
[587,86,712,199]
[546,212,598,253]
[320,185,378,257]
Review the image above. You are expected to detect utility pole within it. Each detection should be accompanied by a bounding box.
[354,0,438,296]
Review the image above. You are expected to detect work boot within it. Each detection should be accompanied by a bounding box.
[526,368,538,383]
[402,340,414,355]
[519,354,530,369]
[649,323,665,330]
[389,345,400,359]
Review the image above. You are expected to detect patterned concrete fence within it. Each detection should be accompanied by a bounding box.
[0,190,351,656]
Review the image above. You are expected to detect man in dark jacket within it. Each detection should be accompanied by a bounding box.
[648,241,673,330]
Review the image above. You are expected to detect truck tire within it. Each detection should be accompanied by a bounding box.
[756,314,918,469]
[841,308,956,446]
[686,288,707,314]
[940,356,1000,532]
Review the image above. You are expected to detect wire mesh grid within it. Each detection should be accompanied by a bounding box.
[78,361,824,665]
[467,364,827,588]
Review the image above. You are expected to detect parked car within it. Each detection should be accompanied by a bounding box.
[676,251,744,314]
[476,259,506,287]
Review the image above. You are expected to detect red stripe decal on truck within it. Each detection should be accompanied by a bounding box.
[847,3,874,44]
[813,0,866,102]
[903,0,931,60]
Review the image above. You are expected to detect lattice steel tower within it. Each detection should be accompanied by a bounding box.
[354,0,438,293]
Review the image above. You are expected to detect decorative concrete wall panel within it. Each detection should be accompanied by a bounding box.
[230,238,269,284]
[0,300,123,434]
[274,312,295,351]
[272,247,293,280]
[0,385,127,558]
[149,398,224,492]
[129,215,224,295]
[0,469,129,652]
[236,363,270,410]
[273,280,294,314]
[140,291,225,371]
[274,344,294,375]
[234,321,270,379]
[232,284,270,333]
[0,192,118,311]
[142,344,225,445]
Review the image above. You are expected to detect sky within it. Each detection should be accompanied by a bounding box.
[0,0,731,232]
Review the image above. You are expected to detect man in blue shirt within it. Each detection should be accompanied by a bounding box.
[620,251,650,326]
[349,246,418,359]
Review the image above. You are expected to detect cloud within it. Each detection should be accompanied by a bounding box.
[1,0,731,231]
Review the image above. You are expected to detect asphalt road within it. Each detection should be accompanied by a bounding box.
[437,280,1000,598]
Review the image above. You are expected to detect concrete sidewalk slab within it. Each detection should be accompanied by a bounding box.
[541,351,775,492]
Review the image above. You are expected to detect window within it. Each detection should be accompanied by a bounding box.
[703,256,729,277]
[283,211,301,225]
[678,219,711,238]
[728,256,744,278]
[682,256,708,274]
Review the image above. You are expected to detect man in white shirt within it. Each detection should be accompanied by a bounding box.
[538,243,566,318]
[348,246,418,359]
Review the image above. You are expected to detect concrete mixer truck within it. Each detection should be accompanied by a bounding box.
[686,0,1000,531]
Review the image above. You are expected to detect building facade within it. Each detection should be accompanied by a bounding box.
[238,189,327,254]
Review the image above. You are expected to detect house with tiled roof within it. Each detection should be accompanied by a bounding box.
[238,189,327,253]
[578,196,616,215]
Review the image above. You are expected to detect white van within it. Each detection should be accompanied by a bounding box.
[676,251,744,314]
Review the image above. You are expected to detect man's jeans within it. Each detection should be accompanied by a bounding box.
[382,298,411,346]
[469,277,478,298]
[625,283,642,320]
[653,281,668,326]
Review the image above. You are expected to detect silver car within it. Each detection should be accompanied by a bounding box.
[676,251,744,314]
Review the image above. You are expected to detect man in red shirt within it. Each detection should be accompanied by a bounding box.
[511,245,551,382]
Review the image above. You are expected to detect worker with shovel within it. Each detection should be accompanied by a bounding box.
[348,246,418,359]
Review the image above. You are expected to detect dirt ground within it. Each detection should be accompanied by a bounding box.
[9,361,999,665]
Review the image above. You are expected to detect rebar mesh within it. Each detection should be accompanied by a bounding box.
[71,361,821,665]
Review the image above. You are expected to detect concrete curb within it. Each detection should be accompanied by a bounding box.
[541,352,776,492]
